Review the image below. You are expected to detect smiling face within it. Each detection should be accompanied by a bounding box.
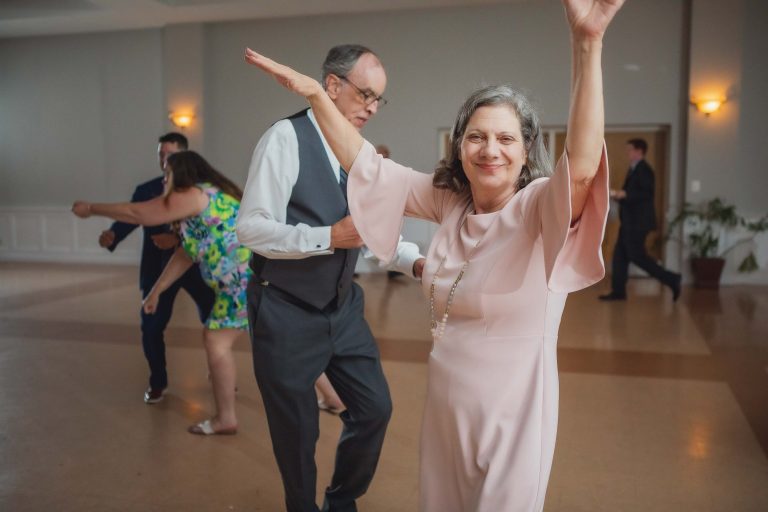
[459,105,527,209]
[325,52,387,131]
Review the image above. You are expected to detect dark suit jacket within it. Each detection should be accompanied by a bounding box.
[107,176,175,291]
[619,159,657,232]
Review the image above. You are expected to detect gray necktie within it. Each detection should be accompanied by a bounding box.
[339,167,347,200]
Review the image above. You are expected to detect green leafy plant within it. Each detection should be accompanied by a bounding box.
[667,198,768,272]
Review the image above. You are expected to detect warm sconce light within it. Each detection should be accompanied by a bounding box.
[169,112,195,128]
[690,97,725,116]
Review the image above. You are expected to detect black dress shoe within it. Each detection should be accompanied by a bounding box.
[671,273,682,302]
[598,293,626,301]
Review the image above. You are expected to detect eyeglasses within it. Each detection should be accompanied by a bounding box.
[338,76,388,107]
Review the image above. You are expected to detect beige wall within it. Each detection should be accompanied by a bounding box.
[0,29,165,205]
[686,0,768,283]
[3,0,765,281]
[1,0,684,204]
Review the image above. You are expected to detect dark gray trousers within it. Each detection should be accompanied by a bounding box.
[247,279,392,512]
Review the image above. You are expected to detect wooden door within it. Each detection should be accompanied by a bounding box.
[554,128,670,270]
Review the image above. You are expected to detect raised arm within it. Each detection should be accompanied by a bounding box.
[563,0,624,221]
[244,48,363,173]
[72,187,206,226]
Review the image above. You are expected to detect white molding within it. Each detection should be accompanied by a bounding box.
[4,207,762,283]
[0,207,141,265]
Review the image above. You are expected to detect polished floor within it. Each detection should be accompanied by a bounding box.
[1,262,767,511]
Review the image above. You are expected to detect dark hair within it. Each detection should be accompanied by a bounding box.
[627,138,648,154]
[165,151,242,201]
[158,132,189,149]
[321,44,379,86]
[433,85,551,194]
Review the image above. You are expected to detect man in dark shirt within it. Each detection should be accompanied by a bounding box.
[99,132,214,403]
[600,138,681,302]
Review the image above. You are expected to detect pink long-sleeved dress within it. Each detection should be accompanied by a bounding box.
[348,140,609,512]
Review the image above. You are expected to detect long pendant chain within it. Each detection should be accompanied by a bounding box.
[429,205,481,340]
[429,255,468,340]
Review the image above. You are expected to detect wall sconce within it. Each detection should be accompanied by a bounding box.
[690,97,725,116]
[169,111,195,128]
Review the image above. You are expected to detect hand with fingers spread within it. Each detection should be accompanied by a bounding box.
[244,48,324,99]
[562,0,625,41]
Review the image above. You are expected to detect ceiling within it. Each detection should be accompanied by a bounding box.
[0,0,520,39]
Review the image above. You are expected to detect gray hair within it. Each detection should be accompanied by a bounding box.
[433,85,551,194]
[321,44,378,86]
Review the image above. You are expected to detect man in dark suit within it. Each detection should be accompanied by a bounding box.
[600,138,681,302]
[99,132,214,403]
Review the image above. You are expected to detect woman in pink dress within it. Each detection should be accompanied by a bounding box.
[244,0,624,509]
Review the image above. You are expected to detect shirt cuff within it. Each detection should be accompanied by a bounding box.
[308,226,333,253]
[393,245,423,277]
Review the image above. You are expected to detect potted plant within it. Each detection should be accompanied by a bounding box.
[667,198,768,288]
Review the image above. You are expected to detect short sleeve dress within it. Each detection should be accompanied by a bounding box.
[348,141,609,512]
[179,183,252,330]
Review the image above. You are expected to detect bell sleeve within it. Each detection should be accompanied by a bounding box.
[347,140,450,264]
[524,144,610,293]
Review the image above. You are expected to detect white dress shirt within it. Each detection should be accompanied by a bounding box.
[237,109,422,276]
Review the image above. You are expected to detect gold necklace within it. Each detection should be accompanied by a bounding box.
[429,255,468,340]
[429,204,499,340]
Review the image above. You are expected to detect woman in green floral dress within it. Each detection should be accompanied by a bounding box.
[73,151,251,435]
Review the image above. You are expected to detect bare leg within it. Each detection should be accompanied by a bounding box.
[201,328,240,431]
[315,372,345,413]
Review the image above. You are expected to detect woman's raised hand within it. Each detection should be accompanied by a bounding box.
[562,0,625,42]
[244,48,323,99]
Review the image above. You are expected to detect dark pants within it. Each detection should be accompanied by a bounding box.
[248,280,392,512]
[141,265,214,390]
[611,227,678,296]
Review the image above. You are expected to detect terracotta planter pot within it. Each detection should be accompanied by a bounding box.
[690,257,725,289]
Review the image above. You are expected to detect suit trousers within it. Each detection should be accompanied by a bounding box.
[247,279,392,512]
[611,227,677,295]
[140,265,214,390]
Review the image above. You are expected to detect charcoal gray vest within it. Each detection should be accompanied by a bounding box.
[250,109,359,310]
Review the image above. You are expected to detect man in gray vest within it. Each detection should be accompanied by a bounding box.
[237,44,424,512]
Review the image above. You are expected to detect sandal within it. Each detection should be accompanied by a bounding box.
[187,419,238,436]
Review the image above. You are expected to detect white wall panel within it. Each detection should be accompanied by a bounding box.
[13,214,43,252]
[0,208,140,264]
[43,214,76,252]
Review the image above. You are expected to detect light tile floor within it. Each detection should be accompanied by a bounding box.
[1,262,767,511]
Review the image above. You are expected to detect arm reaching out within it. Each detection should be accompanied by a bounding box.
[72,188,206,226]
[143,246,195,314]
[244,48,363,173]
[562,0,624,221]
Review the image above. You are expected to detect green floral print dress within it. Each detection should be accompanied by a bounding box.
[179,183,252,330]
